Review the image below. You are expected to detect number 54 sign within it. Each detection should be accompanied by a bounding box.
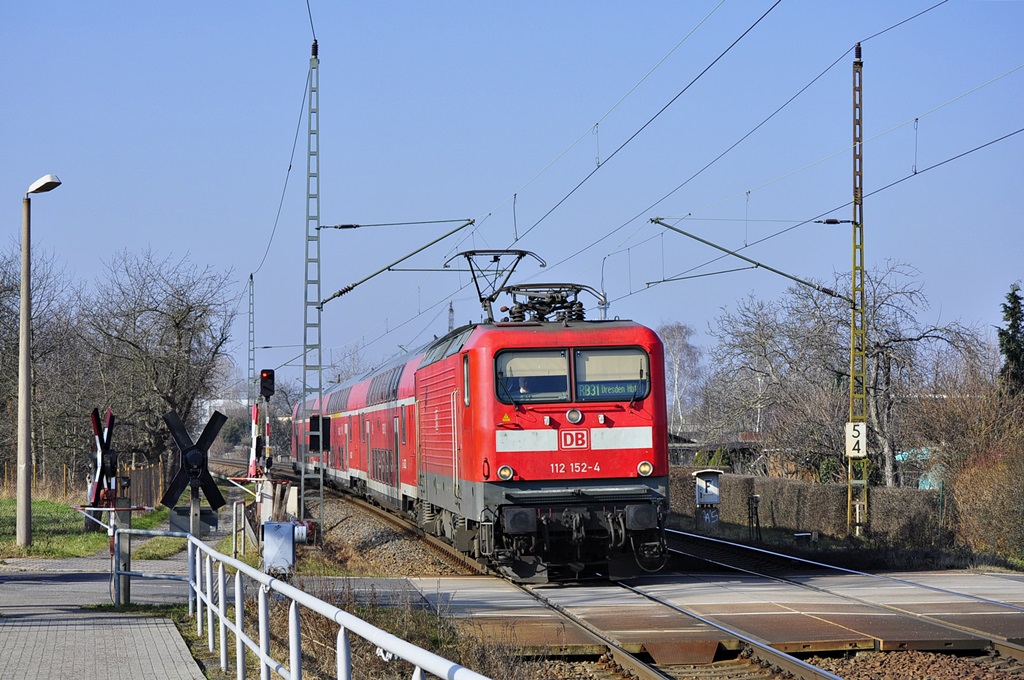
[845,422,867,459]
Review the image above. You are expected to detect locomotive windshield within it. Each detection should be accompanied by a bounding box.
[495,350,569,403]
[574,348,649,401]
[495,347,649,404]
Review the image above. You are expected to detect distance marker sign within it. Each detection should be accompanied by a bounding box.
[845,422,867,459]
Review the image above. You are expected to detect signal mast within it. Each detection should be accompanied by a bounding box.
[249,368,275,477]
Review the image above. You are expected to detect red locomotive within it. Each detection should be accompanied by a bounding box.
[291,253,669,581]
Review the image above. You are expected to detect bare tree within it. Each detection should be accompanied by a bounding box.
[657,321,702,434]
[328,342,369,385]
[903,343,1004,474]
[907,341,1024,555]
[79,249,237,466]
[266,375,304,460]
[862,263,980,485]
[0,240,88,481]
[704,261,980,486]
[703,289,847,478]
[0,244,26,470]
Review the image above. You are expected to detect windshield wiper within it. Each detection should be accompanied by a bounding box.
[628,367,645,409]
[497,374,522,410]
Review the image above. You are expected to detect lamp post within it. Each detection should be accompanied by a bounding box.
[17,174,61,548]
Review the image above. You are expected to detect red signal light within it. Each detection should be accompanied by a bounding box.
[260,369,275,398]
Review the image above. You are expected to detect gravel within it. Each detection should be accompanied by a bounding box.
[313,496,469,577]
[804,650,1020,680]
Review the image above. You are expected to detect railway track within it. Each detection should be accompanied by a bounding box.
[521,579,840,680]
[211,459,1024,678]
[663,528,1024,676]
[667,529,816,575]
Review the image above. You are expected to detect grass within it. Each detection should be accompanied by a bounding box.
[0,495,173,559]
[132,535,188,560]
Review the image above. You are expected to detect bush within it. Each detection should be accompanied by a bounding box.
[952,456,1024,560]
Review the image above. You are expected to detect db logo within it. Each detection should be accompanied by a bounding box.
[560,430,589,450]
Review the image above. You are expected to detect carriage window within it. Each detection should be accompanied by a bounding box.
[574,348,649,402]
[496,350,569,403]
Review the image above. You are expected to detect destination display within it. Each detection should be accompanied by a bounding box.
[577,380,647,400]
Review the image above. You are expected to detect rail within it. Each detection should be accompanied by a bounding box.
[113,528,490,680]
[667,529,1024,664]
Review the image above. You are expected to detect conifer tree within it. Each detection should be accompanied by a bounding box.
[997,282,1024,396]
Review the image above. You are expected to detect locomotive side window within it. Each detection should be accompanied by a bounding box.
[495,350,569,403]
[574,348,650,402]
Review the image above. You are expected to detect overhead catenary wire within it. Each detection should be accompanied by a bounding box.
[538,8,1011,289]
[509,0,784,247]
[331,30,1003,360]
[281,1,1007,367]
[641,126,1024,295]
[305,0,317,42]
[321,219,472,229]
[230,69,312,326]
[318,124,1023,368]
[505,7,881,285]
[252,71,312,277]
[454,0,728,252]
[274,3,908,359]
[657,60,1024,228]
[318,220,474,309]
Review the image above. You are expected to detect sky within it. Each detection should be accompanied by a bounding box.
[4,1,1023,389]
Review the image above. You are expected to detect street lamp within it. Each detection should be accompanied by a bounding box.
[17,174,61,547]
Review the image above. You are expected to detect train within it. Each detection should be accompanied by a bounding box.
[290,274,669,582]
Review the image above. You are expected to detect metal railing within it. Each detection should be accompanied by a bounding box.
[113,528,490,680]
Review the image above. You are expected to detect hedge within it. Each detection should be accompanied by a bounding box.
[669,468,948,548]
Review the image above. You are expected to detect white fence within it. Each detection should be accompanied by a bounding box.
[113,528,490,680]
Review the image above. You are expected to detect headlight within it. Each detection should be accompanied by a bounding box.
[497,465,515,481]
[566,408,583,424]
[637,461,653,477]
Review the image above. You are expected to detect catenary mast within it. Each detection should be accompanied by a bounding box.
[301,40,325,536]
[847,43,868,535]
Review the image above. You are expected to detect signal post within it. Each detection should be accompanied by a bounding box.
[247,369,285,528]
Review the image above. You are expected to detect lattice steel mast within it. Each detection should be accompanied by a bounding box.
[301,40,324,535]
[848,43,868,535]
[248,274,255,408]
